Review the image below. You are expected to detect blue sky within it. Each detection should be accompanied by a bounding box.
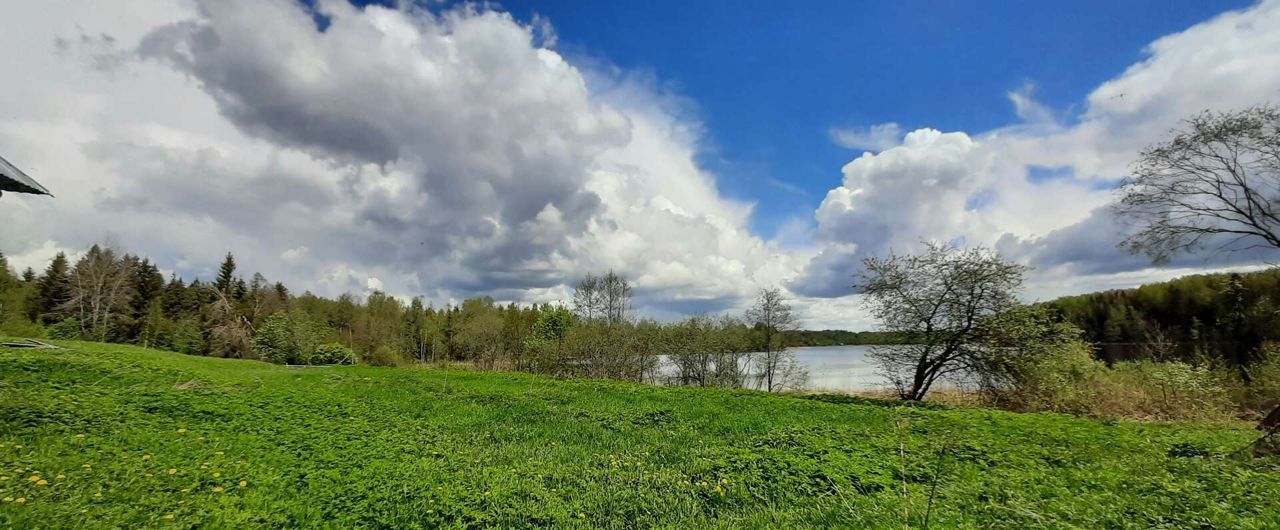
[465,0,1252,237]
[4,0,1279,328]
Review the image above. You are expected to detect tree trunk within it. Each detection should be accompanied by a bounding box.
[1261,404,1280,433]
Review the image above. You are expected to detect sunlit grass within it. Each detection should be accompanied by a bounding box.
[0,339,1276,528]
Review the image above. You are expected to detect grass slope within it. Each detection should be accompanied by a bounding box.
[0,340,1276,529]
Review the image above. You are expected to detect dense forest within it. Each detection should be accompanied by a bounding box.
[0,246,808,391]
[1044,269,1280,369]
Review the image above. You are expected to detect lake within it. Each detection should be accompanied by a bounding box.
[656,345,889,393]
[790,345,886,392]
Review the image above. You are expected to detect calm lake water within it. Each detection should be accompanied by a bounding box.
[790,345,885,392]
[657,345,889,393]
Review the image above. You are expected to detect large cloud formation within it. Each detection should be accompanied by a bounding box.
[2,0,1280,329]
[0,0,793,316]
[795,0,1280,308]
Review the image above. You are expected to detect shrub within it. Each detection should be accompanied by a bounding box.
[362,344,404,367]
[1236,349,1280,416]
[46,318,85,340]
[1101,361,1234,421]
[253,311,325,364]
[990,340,1235,421]
[986,340,1106,416]
[314,342,355,365]
[169,318,207,356]
[0,315,44,338]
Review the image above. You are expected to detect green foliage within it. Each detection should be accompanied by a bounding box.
[991,341,1237,421]
[362,344,405,367]
[45,318,85,340]
[0,340,1276,528]
[313,342,354,365]
[167,319,206,356]
[1046,268,1280,369]
[252,311,326,365]
[782,329,905,347]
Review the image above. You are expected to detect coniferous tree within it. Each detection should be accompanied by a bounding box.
[232,278,248,302]
[0,253,14,299]
[21,267,36,283]
[215,252,236,294]
[162,275,188,319]
[28,252,72,324]
[130,259,165,320]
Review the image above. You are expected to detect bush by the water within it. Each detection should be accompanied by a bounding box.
[987,339,1252,420]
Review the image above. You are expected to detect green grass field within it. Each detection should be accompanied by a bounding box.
[0,340,1276,528]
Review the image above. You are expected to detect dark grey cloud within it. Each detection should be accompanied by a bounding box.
[128,0,635,293]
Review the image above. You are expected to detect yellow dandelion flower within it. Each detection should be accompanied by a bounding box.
[212,486,224,493]
[168,469,177,475]
[212,472,221,478]
[721,479,729,484]
[36,479,48,486]
[142,455,152,461]
[577,512,586,519]
[15,497,25,504]
[13,444,22,449]
[238,481,247,488]
[94,492,102,498]
[699,481,708,487]
[164,513,175,520]
[2,497,11,502]
[27,475,40,482]
[75,434,85,438]
[214,451,223,456]
[177,428,187,434]
[427,509,434,513]
[0,476,7,481]
[715,486,723,494]
[83,464,92,469]
[145,473,153,478]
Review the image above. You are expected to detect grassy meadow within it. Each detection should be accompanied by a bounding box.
[0,339,1277,528]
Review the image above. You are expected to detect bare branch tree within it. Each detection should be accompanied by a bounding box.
[573,270,632,325]
[64,244,136,342]
[1115,104,1280,263]
[746,287,806,392]
[856,243,1026,400]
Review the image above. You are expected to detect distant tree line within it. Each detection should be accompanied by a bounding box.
[781,329,905,347]
[1044,269,1280,371]
[0,247,807,392]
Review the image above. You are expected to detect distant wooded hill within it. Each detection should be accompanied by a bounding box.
[782,329,904,347]
[1043,268,1280,369]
